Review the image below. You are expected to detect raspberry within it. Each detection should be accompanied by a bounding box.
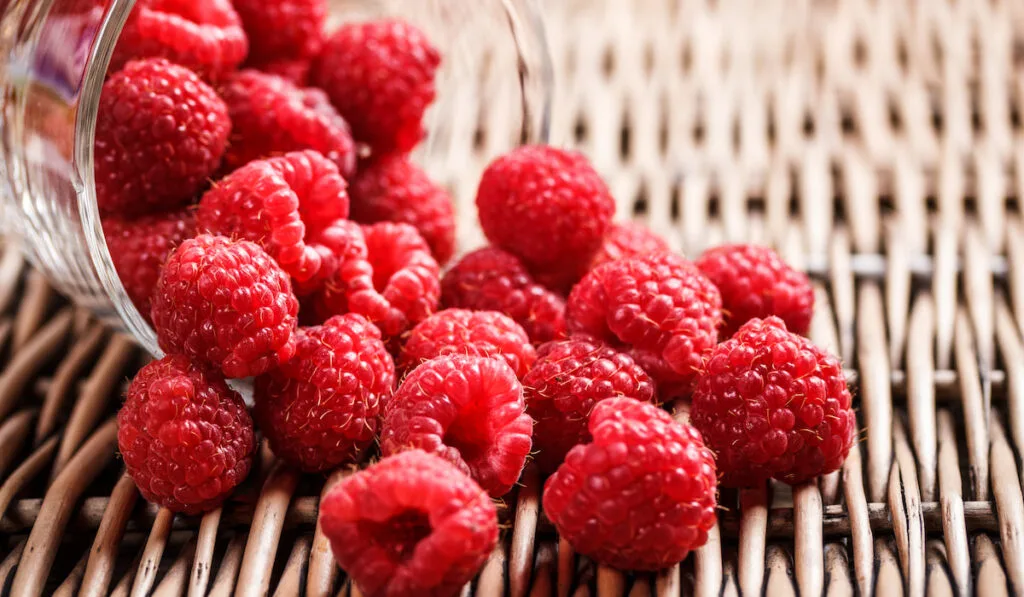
[591,222,671,269]
[441,247,566,344]
[320,450,498,597]
[690,317,856,487]
[117,355,255,514]
[542,397,717,571]
[400,309,536,378]
[523,339,656,473]
[312,222,440,340]
[476,146,615,288]
[232,0,325,65]
[695,244,815,337]
[151,234,299,378]
[381,355,532,497]
[311,19,440,155]
[110,0,248,80]
[197,150,350,287]
[218,71,356,176]
[254,314,395,472]
[567,253,722,398]
[102,208,195,322]
[95,58,229,215]
[350,155,456,264]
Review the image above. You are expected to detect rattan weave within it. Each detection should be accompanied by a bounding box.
[3,0,1024,594]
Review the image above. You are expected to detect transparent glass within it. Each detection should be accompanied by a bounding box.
[0,0,552,355]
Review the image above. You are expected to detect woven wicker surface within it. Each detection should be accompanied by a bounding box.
[3,0,1024,595]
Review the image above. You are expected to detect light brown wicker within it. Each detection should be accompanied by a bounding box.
[2,0,1024,594]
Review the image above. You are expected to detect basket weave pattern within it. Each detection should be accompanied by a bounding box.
[3,0,1024,594]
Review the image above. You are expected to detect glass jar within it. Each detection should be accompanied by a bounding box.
[0,0,552,356]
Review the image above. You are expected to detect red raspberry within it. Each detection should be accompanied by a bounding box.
[95,58,229,215]
[102,208,195,322]
[311,19,440,155]
[218,71,356,177]
[151,234,299,379]
[400,309,536,378]
[542,397,717,571]
[232,0,325,65]
[381,355,532,497]
[523,339,656,474]
[110,0,248,80]
[257,58,311,86]
[320,450,498,597]
[695,244,815,337]
[350,155,455,264]
[590,222,671,269]
[476,146,615,289]
[254,314,395,472]
[117,355,255,515]
[197,150,350,287]
[691,317,856,487]
[311,222,440,340]
[567,253,722,398]
[441,247,567,344]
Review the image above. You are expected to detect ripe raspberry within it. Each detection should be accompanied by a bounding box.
[151,234,299,379]
[441,247,567,344]
[476,146,615,288]
[218,71,356,176]
[567,253,722,398]
[542,397,717,571]
[117,355,255,514]
[320,450,498,597]
[524,339,656,473]
[400,309,536,378]
[290,218,369,298]
[110,0,248,80]
[96,58,229,215]
[311,19,440,155]
[254,314,395,472]
[695,244,815,337]
[102,208,195,322]
[232,0,325,65]
[350,155,455,264]
[381,355,532,497]
[312,222,440,340]
[197,150,350,287]
[691,317,856,487]
[590,222,671,269]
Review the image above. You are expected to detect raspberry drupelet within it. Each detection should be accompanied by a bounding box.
[695,244,815,337]
[350,155,456,265]
[117,355,256,515]
[319,450,498,597]
[690,317,856,487]
[567,253,722,398]
[254,314,395,472]
[542,398,718,571]
[218,71,357,177]
[95,58,229,216]
[400,309,536,378]
[476,145,615,292]
[197,150,350,289]
[523,338,656,473]
[381,355,533,497]
[151,234,299,379]
[110,0,248,80]
[102,208,195,322]
[440,247,567,345]
[312,19,440,155]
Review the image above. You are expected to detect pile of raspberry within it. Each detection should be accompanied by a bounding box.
[102,1,856,593]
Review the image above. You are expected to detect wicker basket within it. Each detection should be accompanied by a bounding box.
[3,0,1024,594]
